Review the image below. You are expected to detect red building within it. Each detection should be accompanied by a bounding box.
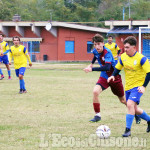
[0,21,109,61]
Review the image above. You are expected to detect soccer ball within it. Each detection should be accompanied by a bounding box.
[96,125,111,139]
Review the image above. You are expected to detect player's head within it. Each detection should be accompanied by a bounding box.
[12,36,20,46]
[108,35,113,44]
[92,34,104,53]
[0,33,4,41]
[123,36,137,56]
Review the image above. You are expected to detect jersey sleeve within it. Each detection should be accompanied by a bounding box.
[115,57,123,70]
[9,48,13,62]
[115,44,120,51]
[23,47,27,54]
[141,57,150,73]
[24,46,32,64]
[5,43,10,51]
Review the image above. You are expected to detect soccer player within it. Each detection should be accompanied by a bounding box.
[108,36,150,137]
[9,36,32,93]
[0,33,11,80]
[83,34,126,122]
[105,35,120,64]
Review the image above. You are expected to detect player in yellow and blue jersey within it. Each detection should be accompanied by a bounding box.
[105,35,120,65]
[9,36,32,94]
[0,33,11,80]
[108,36,150,137]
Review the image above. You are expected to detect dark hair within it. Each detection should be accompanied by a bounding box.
[12,36,20,41]
[108,35,113,39]
[0,33,4,37]
[124,36,137,46]
[92,34,104,43]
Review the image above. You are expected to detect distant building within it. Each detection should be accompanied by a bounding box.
[105,20,150,58]
[0,20,109,61]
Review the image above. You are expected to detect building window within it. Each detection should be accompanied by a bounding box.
[65,41,74,53]
[87,41,93,53]
[28,41,40,53]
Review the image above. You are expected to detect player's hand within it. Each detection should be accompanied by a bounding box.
[138,86,145,93]
[88,64,93,68]
[83,66,92,73]
[9,62,11,65]
[1,53,4,56]
[114,56,118,59]
[107,76,115,83]
[29,63,32,67]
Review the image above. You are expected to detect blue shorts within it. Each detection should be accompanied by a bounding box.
[0,55,9,64]
[15,67,26,77]
[125,87,143,105]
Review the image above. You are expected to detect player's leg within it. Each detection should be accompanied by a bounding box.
[15,69,23,93]
[109,75,125,104]
[18,67,27,93]
[90,77,109,122]
[5,64,11,79]
[3,55,11,79]
[0,57,4,80]
[135,106,150,132]
[122,87,143,137]
[0,68,4,80]
[122,100,136,137]
[110,75,141,124]
[90,85,103,122]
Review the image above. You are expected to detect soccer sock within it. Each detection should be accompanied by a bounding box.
[96,112,101,117]
[0,68,3,75]
[93,103,100,115]
[22,79,26,90]
[138,111,150,122]
[126,114,134,129]
[8,70,11,77]
[19,79,23,90]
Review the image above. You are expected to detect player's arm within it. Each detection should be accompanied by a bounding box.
[107,68,121,82]
[138,57,150,93]
[9,49,13,65]
[3,43,10,55]
[107,57,123,82]
[0,44,3,56]
[89,55,96,67]
[143,72,150,87]
[117,50,121,55]
[92,52,113,71]
[83,55,96,73]
[92,63,111,71]
[24,47,32,67]
[115,44,121,58]
[3,49,10,55]
[84,63,111,73]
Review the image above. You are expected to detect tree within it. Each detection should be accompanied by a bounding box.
[131,0,150,20]
[98,0,125,21]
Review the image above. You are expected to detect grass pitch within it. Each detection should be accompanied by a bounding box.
[0,62,150,150]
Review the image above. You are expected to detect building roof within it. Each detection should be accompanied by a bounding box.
[105,20,150,34]
[51,21,109,33]
[108,26,139,34]
[0,21,109,38]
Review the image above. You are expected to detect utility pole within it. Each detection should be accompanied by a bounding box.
[129,0,131,19]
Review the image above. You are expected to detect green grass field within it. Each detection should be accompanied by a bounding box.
[0,62,150,150]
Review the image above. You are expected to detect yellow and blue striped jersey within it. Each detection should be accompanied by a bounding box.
[9,45,32,69]
[105,42,120,60]
[116,52,150,91]
[0,41,9,55]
